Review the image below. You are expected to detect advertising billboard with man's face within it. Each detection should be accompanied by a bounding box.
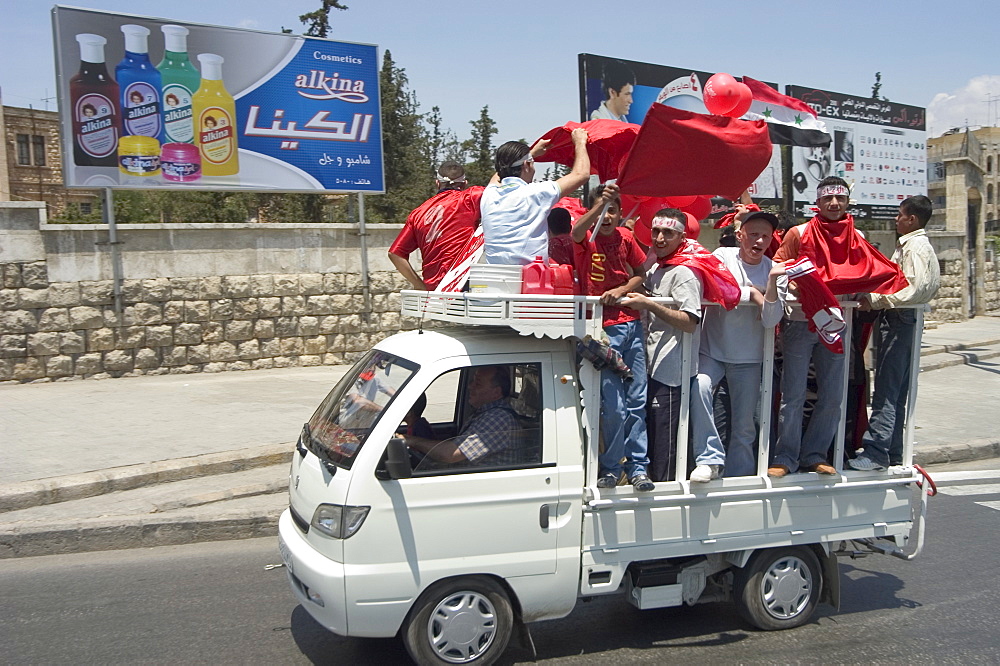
[53,6,384,193]
[579,53,782,210]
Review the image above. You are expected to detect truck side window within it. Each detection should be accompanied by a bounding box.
[405,363,543,474]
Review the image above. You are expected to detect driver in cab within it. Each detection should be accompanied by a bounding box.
[403,366,521,465]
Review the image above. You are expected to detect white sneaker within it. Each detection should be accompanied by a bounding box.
[848,456,886,471]
[690,464,721,483]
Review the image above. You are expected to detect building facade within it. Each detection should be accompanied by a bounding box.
[0,104,99,218]
[927,126,1000,317]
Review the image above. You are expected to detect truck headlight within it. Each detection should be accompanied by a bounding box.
[311,503,370,539]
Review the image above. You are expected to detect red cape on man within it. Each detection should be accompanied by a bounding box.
[799,215,909,295]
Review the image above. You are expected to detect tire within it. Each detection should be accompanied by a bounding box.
[402,577,514,666]
[734,546,823,631]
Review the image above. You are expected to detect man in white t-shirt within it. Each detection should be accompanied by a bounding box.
[691,211,787,479]
[480,129,590,265]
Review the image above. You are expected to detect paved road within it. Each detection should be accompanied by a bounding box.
[3,465,999,665]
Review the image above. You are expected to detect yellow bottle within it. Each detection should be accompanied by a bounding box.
[192,53,238,176]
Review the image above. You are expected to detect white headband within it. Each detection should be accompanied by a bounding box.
[651,215,685,233]
[817,184,850,198]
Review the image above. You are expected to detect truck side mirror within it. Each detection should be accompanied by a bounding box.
[383,437,413,480]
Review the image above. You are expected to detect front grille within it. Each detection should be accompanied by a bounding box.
[290,505,310,534]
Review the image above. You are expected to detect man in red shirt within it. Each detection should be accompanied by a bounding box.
[388,161,485,290]
[572,183,653,492]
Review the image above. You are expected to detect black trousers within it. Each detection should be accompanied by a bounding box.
[647,378,681,482]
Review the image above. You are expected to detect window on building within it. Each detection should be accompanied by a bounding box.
[989,184,995,205]
[16,134,30,165]
[31,135,46,167]
[80,202,93,215]
[15,133,47,166]
[988,156,993,174]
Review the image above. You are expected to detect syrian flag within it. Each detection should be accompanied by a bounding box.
[741,76,831,147]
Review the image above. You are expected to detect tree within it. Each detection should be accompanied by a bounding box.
[462,106,498,187]
[368,49,433,223]
[426,105,464,170]
[871,72,889,102]
[299,1,349,38]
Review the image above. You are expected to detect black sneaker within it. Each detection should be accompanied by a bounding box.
[630,474,655,492]
[596,473,618,489]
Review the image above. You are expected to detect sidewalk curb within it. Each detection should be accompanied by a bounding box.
[0,507,284,559]
[0,443,293,513]
[920,349,1000,373]
[912,438,1000,466]
[920,337,1000,356]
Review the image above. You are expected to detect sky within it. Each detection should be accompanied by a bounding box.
[2,0,999,145]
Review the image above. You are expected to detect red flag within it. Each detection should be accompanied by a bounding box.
[616,104,773,200]
[533,119,640,182]
[659,239,742,310]
[799,215,909,295]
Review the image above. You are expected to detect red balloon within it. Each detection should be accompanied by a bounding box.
[723,82,753,118]
[664,195,697,208]
[704,72,740,115]
[684,212,701,240]
[637,198,668,227]
[680,195,712,222]
[619,194,644,221]
[633,217,652,247]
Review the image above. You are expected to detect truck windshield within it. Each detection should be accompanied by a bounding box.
[302,350,418,469]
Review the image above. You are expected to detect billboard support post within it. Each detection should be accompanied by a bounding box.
[358,192,371,316]
[98,187,124,313]
[781,145,794,219]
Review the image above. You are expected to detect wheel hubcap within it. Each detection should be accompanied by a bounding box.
[761,555,813,619]
[427,591,497,663]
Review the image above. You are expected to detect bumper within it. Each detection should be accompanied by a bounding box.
[278,509,349,636]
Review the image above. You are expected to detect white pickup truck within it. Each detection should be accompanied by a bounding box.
[278,291,933,665]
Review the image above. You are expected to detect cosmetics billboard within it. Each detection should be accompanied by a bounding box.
[53,6,384,193]
[786,85,926,221]
[578,53,782,213]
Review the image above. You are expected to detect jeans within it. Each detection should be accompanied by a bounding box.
[773,319,846,472]
[598,320,649,479]
[861,309,917,466]
[693,354,760,477]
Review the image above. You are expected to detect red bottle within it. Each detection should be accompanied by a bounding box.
[70,34,120,167]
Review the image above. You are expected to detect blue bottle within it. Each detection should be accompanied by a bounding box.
[116,24,164,143]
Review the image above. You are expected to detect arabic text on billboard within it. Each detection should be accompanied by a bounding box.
[53,6,384,193]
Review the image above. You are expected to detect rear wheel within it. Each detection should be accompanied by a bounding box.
[402,577,513,665]
[734,546,822,630]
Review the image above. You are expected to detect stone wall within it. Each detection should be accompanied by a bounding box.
[1,203,416,383]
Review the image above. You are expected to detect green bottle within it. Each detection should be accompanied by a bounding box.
[157,25,200,144]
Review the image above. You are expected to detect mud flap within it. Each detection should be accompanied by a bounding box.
[819,548,841,610]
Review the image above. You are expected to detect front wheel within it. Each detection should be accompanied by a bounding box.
[402,577,514,665]
[734,546,822,631]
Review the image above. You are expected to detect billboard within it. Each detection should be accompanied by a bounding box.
[578,53,782,209]
[52,6,383,193]
[787,85,926,221]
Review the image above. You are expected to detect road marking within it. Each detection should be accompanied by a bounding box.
[929,470,1000,483]
[935,483,1000,496]
[976,500,1000,511]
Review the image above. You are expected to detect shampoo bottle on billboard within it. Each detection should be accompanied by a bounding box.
[69,33,120,167]
[157,25,199,144]
[193,53,238,176]
[116,24,164,143]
